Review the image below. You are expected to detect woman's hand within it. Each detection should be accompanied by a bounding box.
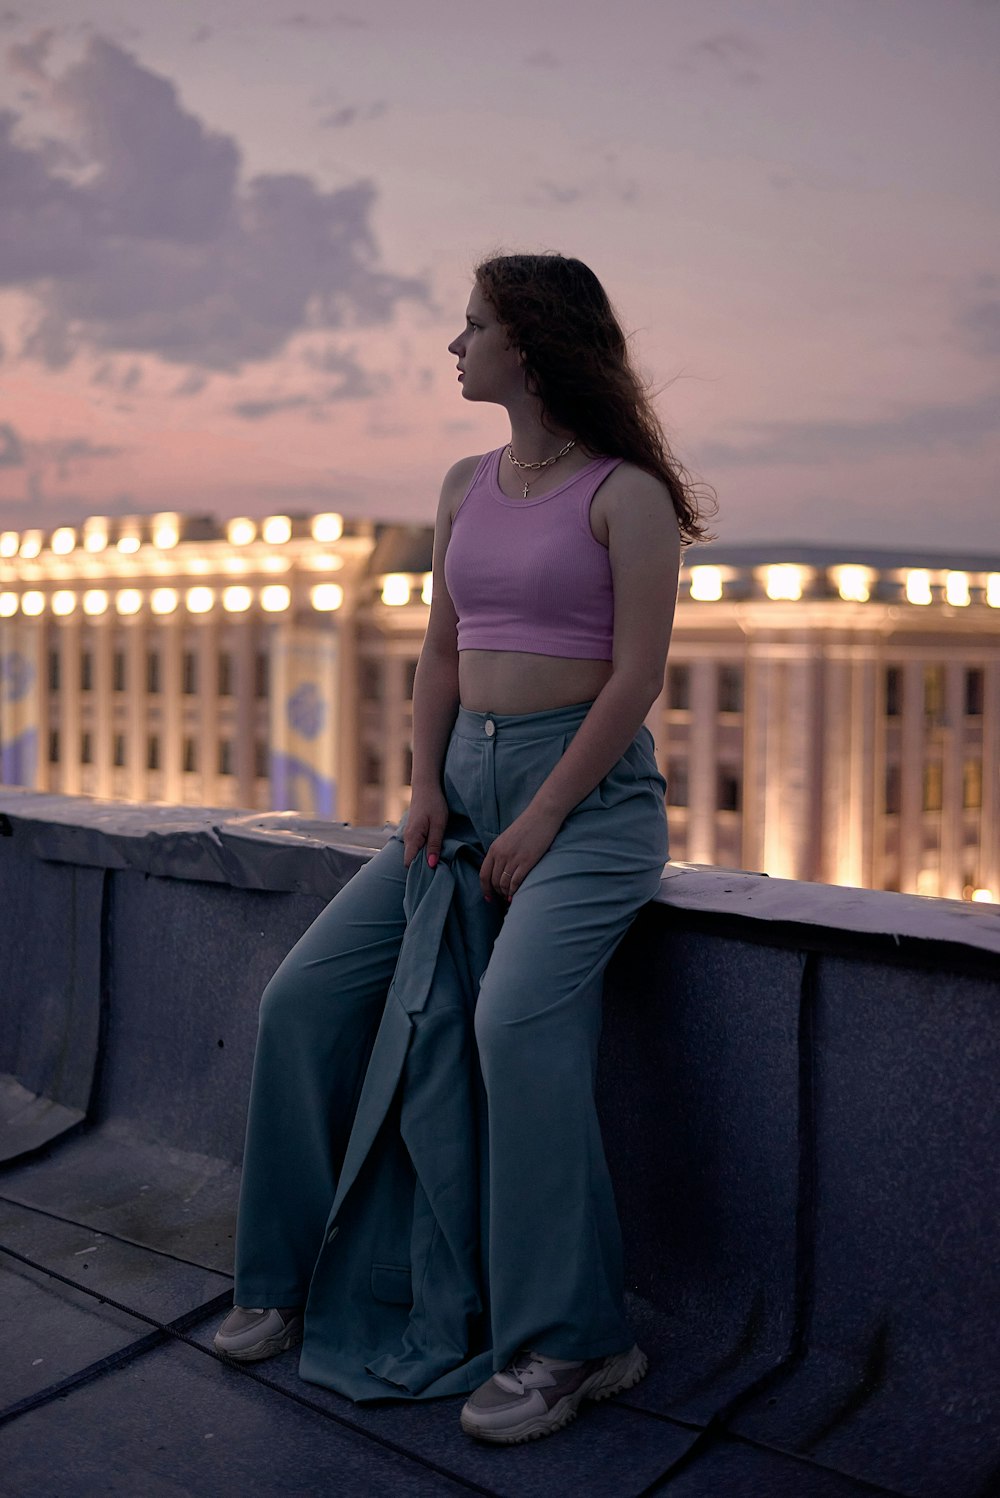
[479,805,563,903]
[403,782,449,870]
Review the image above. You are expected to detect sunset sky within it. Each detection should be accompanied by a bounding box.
[1,0,998,550]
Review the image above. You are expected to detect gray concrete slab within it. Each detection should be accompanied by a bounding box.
[654,1437,905,1496]
[0,1338,479,1498]
[0,1122,241,1272]
[0,1196,230,1408]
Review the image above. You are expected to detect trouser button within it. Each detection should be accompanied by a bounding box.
[484,718,495,737]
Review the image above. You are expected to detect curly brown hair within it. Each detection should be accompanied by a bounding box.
[471,250,716,545]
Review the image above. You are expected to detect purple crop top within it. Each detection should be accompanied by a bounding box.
[443,445,624,660]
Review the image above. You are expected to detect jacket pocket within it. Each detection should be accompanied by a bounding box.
[371,1262,413,1305]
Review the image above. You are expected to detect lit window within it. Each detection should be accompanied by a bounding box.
[689,566,723,601]
[922,762,942,812]
[905,570,933,605]
[223,586,253,612]
[310,583,344,611]
[971,888,994,903]
[83,590,109,616]
[117,535,141,554]
[19,531,43,558]
[381,574,410,606]
[151,589,178,615]
[21,591,45,615]
[52,591,76,616]
[262,515,292,544]
[228,518,257,546]
[83,520,109,552]
[311,513,343,543]
[923,665,944,717]
[421,573,433,606]
[987,574,1000,607]
[186,587,215,614]
[963,760,982,809]
[832,564,872,602]
[261,585,291,612]
[152,515,180,548]
[764,564,804,601]
[0,593,18,617]
[944,571,969,607]
[0,532,18,558]
[51,527,76,554]
[116,589,142,615]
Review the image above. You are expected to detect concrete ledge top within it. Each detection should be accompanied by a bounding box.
[2,785,998,960]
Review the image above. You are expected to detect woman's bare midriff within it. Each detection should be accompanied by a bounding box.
[459,651,613,715]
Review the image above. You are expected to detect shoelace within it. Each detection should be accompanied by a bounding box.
[503,1350,547,1386]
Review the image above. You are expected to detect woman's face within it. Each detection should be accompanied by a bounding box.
[447,285,524,404]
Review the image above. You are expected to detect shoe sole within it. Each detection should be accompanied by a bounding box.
[460,1344,649,1445]
[213,1320,303,1363]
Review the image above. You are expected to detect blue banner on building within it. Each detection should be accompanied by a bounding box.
[269,628,339,818]
[0,647,39,788]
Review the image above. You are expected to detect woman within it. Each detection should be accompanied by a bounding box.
[214,252,714,1445]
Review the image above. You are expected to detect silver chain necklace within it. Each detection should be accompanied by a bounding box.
[506,438,576,498]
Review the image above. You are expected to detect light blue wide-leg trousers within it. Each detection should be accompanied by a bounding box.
[234,699,668,1373]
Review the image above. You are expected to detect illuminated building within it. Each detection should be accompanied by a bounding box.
[1,518,997,900]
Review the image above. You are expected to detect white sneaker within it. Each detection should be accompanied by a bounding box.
[460,1344,648,1444]
[213,1305,303,1362]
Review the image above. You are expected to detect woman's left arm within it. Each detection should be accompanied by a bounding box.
[479,471,681,900]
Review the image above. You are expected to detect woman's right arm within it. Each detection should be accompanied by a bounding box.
[403,456,474,870]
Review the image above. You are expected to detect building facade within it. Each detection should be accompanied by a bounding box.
[1,515,998,901]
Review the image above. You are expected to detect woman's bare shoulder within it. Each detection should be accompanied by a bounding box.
[440,452,489,523]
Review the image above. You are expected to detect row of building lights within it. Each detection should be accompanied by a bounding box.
[2,566,998,615]
[0,584,341,617]
[0,573,433,619]
[688,563,1000,606]
[0,513,345,558]
[4,513,998,612]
